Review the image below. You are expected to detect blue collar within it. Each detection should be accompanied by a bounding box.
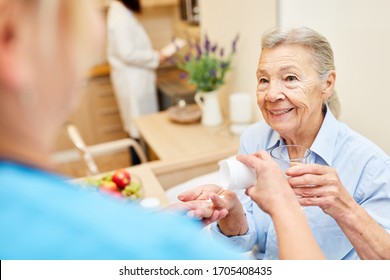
[265,129,282,152]
[310,106,339,166]
[265,106,339,166]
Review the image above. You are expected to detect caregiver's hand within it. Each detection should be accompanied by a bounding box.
[286,164,356,219]
[178,184,248,236]
[237,151,296,215]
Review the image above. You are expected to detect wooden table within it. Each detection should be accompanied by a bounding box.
[126,164,170,206]
[134,111,240,161]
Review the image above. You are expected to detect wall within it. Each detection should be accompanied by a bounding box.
[279,0,390,154]
[137,5,180,49]
[200,0,390,154]
[199,0,277,120]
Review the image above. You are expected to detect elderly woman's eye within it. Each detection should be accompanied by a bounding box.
[285,75,298,82]
[258,78,269,84]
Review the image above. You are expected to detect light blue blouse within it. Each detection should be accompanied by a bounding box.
[211,107,390,259]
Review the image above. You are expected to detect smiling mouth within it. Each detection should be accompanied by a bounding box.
[269,108,294,115]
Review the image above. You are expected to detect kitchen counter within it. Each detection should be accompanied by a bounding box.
[86,62,181,77]
[134,110,239,161]
[87,63,110,78]
[87,63,196,110]
[156,65,196,110]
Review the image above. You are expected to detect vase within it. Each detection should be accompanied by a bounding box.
[194,90,223,126]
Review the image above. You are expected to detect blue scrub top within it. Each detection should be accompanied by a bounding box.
[0,161,242,260]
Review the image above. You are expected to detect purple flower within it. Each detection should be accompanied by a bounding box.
[180,72,188,79]
[204,34,211,52]
[196,43,202,59]
[219,47,225,57]
[174,33,237,92]
[232,34,240,53]
[220,62,229,69]
[211,44,218,53]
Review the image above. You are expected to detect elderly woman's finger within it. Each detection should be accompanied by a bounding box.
[209,193,226,209]
[186,210,202,220]
[177,187,203,202]
[286,163,328,177]
[168,200,211,215]
[192,205,217,219]
[178,184,223,202]
[288,173,326,188]
[202,209,229,226]
[296,196,322,207]
[297,194,337,208]
[178,185,213,202]
[164,201,190,213]
[293,183,339,198]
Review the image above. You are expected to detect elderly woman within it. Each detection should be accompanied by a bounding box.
[179,27,390,260]
[0,0,240,259]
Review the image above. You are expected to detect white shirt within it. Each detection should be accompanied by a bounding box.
[107,1,159,138]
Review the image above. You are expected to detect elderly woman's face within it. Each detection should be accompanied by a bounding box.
[256,44,327,138]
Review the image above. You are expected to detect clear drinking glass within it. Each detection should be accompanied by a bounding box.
[270,144,312,171]
[270,144,312,204]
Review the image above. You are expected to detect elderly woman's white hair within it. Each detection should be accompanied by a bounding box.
[261,26,341,118]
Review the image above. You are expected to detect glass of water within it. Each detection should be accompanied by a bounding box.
[270,144,312,171]
[270,144,313,204]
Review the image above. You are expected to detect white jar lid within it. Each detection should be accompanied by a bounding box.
[140,197,161,209]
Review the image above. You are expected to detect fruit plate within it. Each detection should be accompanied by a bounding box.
[79,169,144,201]
[167,104,201,124]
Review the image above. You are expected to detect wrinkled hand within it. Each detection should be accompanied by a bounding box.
[178,184,248,235]
[237,151,297,215]
[166,193,228,227]
[286,164,356,219]
[175,184,235,226]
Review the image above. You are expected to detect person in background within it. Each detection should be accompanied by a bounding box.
[0,0,241,259]
[177,26,390,260]
[107,0,165,164]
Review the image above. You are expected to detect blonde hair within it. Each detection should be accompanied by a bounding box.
[261,26,341,118]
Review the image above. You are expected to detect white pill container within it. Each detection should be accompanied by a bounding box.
[219,158,256,190]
